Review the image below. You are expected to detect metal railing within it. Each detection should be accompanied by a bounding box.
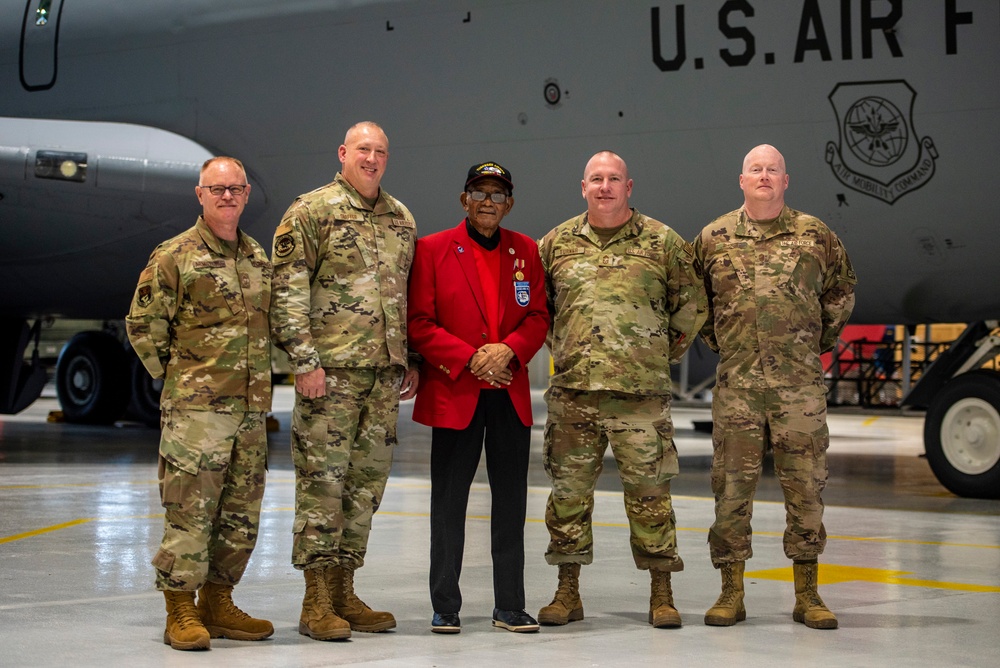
[825,337,951,408]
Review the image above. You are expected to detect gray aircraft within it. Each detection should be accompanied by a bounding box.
[0,0,998,497]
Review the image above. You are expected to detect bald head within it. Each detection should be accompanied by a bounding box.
[742,144,785,173]
[344,121,388,148]
[339,121,390,198]
[739,143,789,218]
[581,150,633,227]
[584,150,628,181]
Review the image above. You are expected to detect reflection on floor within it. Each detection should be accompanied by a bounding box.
[1,387,998,667]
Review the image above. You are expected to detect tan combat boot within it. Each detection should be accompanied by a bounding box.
[299,564,352,640]
[649,570,682,628]
[328,564,396,632]
[704,561,746,626]
[163,590,211,651]
[792,560,838,629]
[538,563,584,625]
[197,581,274,640]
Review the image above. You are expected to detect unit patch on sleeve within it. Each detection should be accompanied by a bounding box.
[274,233,296,258]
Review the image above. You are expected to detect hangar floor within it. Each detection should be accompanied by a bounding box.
[1,386,998,667]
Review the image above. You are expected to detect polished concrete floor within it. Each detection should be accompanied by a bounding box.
[1,386,999,667]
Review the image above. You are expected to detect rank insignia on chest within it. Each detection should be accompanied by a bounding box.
[514,280,530,307]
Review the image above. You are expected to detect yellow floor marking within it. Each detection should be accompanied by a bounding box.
[747,564,1000,593]
[0,518,92,545]
[4,509,999,555]
[0,480,159,490]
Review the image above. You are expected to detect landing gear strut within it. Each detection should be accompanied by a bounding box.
[0,317,47,414]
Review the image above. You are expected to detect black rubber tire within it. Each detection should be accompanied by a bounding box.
[923,369,1000,499]
[126,352,162,428]
[55,331,130,424]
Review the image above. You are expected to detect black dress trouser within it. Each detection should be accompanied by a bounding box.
[429,389,531,613]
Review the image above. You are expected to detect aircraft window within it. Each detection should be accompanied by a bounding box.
[35,1,53,26]
[34,151,87,183]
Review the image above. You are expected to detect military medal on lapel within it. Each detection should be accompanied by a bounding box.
[513,258,529,307]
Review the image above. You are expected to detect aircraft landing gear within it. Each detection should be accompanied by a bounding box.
[127,353,162,427]
[923,369,1000,500]
[55,331,130,424]
[0,317,47,415]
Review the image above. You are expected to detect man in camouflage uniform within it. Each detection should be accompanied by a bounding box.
[537,151,707,629]
[270,121,418,641]
[693,144,856,630]
[127,157,273,651]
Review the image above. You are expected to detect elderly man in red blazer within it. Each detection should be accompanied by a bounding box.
[408,162,549,635]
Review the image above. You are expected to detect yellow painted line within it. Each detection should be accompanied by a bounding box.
[0,482,1000,550]
[0,513,168,545]
[729,529,999,551]
[4,517,996,593]
[0,518,93,545]
[824,532,999,550]
[0,480,159,490]
[861,417,879,427]
[748,565,1000,593]
[5,509,997,553]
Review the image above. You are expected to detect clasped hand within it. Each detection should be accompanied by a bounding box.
[469,343,514,387]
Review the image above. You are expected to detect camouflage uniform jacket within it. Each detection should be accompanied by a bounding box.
[693,205,857,389]
[270,173,416,374]
[539,209,707,395]
[126,216,272,412]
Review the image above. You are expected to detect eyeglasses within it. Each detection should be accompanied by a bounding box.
[467,190,509,204]
[200,184,248,196]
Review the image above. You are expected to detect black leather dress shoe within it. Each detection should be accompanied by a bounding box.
[492,608,540,633]
[431,612,461,634]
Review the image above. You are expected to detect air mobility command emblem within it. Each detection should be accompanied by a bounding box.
[826,80,938,204]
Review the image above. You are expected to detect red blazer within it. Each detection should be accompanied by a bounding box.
[408,221,549,429]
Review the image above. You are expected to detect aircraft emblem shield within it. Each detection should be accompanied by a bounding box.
[825,80,938,205]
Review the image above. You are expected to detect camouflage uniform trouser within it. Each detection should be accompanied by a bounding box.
[542,386,683,572]
[708,384,829,566]
[290,366,403,570]
[153,410,267,591]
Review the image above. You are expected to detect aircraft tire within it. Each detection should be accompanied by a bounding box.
[923,369,1000,499]
[127,352,162,428]
[55,331,130,425]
